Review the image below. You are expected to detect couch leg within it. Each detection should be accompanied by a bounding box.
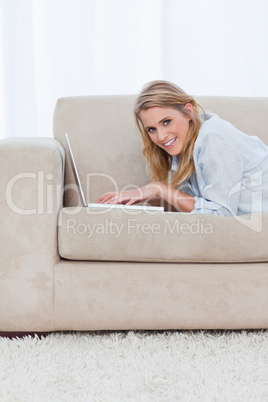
[0,332,49,339]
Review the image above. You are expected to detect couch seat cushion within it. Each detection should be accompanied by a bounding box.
[58,207,268,263]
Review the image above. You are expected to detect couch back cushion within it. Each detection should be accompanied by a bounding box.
[53,95,268,207]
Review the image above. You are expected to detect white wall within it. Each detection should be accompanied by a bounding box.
[0,0,268,138]
[162,0,268,96]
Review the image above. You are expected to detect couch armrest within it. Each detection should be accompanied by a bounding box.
[0,138,65,332]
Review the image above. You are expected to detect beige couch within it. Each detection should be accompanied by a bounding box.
[1,95,268,335]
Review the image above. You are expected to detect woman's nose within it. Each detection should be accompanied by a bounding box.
[157,128,168,142]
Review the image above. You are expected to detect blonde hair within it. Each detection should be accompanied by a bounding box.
[134,80,204,188]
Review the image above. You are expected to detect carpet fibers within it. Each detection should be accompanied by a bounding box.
[0,329,268,401]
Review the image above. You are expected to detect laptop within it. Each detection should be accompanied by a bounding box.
[65,133,164,211]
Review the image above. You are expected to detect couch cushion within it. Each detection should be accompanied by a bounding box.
[58,207,268,263]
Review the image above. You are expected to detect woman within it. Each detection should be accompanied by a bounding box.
[97,80,268,216]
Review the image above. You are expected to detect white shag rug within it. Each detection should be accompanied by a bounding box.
[0,330,268,401]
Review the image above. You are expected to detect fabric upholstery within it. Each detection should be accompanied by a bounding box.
[0,138,64,331]
[54,260,268,330]
[58,207,268,263]
[53,96,147,207]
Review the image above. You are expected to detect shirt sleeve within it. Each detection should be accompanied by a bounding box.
[192,131,244,216]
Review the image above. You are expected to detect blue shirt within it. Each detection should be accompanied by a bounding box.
[172,113,268,216]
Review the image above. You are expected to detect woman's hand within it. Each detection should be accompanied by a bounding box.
[97,182,164,205]
[97,181,195,212]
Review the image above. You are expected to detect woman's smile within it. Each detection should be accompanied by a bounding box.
[163,137,177,148]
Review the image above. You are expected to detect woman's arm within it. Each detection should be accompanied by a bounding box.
[192,130,244,216]
[97,182,195,212]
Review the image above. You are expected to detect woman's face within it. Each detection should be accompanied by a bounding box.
[140,105,193,156]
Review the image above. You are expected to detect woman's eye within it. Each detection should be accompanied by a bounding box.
[148,127,156,133]
[163,119,171,126]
